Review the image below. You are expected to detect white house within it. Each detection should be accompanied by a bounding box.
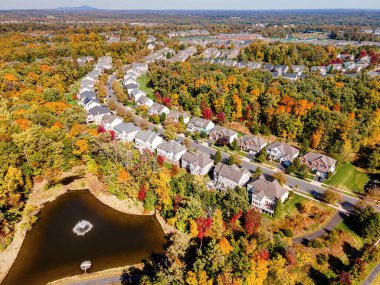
[130,89,146,102]
[187,117,215,133]
[157,140,187,163]
[299,152,337,179]
[237,135,267,155]
[101,114,123,131]
[132,63,149,75]
[247,175,289,215]
[148,103,170,116]
[83,98,101,111]
[87,106,111,125]
[209,126,238,144]
[213,163,251,191]
[113,122,141,142]
[266,142,300,165]
[181,152,213,175]
[311,66,327,76]
[136,95,154,107]
[134,130,163,152]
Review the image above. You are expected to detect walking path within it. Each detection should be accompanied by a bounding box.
[66,275,121,285]
[292,211,346,244]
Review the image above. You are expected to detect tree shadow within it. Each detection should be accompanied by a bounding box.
[309,267,329,285]
[328,254,346,273]
[342,241,360,261]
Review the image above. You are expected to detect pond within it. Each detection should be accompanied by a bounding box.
[2,190,165,285]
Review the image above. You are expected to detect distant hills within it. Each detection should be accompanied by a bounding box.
[54,5,99,11]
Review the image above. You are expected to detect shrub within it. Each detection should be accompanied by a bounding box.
[317,253,328,265]
[307,239,324,248]
[281,228,294,238]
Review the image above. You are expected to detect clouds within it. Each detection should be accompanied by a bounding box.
[1,0,379,10]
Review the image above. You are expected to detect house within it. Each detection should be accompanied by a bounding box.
[343,61,356,71]
[81,79,95,89]
[237,135,267,155]
[130,89,146,101]
[209,126,238,144]
[77,56,94,66]
[247,175,289,215]
[357,55,371,67]
[148,103,170,116]
[213,163,251,191]
[136,95,154,107]
[202,48,221,59]
[299,152,337,178]
[157,140,187,163]
[291,65,306,76]
[101,114,123,131]
[132,63,149,75]
[113,122,140,142]
[338,53,354,62]
[83,98,101,111]
[311,66,327,75]
[167,111,190,124]
[282,73,299,81]
[181,152,213,175]
[263,63,275,72]
[266,142,300,165]
[187,117,215,133]
[78,91,96,104]
[134,130,163,152]
[125,83,139,94]
[274,65,289,75]
[87,106,111,124]
[327,64,345,73]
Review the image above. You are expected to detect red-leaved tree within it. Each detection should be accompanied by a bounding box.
[217,112,226,125]
[138,186,148,201]
[109,130,116,141]
[196,217,212,249]
[157,155,165,167]
[229,211,242,231]
[202,108,213,120]
[97,125,106,133]
[243,209,261,236]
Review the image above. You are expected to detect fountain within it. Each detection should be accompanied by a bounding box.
[72,220,93,236]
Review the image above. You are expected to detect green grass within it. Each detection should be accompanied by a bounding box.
[64,80,80,106]
[137,74,154,98]
[336,220,364,247]
[325,164,370,194]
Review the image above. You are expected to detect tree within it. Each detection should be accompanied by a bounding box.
[273,200,283,218]
[356,207,380,242]
[230,138,238,151]
[214,150,222,165]
[243,209,261,236]
[256,148,267,162]
[196,217,212,249]
[183,138,191,149]
[252,167,263,179]
[273,172,287,185]
[323,188,342,205]
[202,108,213,120]
[336,272,352,285]
[157,155,165,167]
[226,155,235,166]
[217,112,226,125]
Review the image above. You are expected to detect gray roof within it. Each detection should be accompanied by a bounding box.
[135,130,160,143]
[150,102,167,113]
[214,162,250,183]
[113,122,140,134]
[238,135,266,152]
[182,151,213,168]
[79,91,96,100]
[88,106,110,116]
[301,152,336,172]
[248,175,287,200]
[157,140,187,154]
[188,117,212,129]
[282,73,298,79]
[136,95,151,105]
[168,110,190,121]
[267,142,299,160]
[101,114,119,124]
[209,125,237,138]
[126,83,139,90]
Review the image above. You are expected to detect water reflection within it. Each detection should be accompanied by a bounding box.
[2,190,165,285]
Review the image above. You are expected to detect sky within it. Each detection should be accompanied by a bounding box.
[1,0,380,10]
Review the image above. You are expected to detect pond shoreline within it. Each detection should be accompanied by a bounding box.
[0,167,173,284]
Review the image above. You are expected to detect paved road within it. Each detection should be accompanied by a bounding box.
[362,262,380,285]
[105,74,380,213]
[292,212,346,244]
[68,275,121,285]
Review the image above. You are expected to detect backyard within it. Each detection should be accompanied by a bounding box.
[263,193,336,237]
[325,164,370,194]
[137,74,154,98]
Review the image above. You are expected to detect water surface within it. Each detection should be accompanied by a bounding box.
[2,190,165,285]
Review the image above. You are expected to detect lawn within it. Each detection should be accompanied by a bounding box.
[65,80,80,106]
[137,74,154,98]
[325,164,370,194]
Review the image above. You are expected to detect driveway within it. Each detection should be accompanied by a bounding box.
[292,212,346,244]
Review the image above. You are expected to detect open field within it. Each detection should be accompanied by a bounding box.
[325,164,370,194]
